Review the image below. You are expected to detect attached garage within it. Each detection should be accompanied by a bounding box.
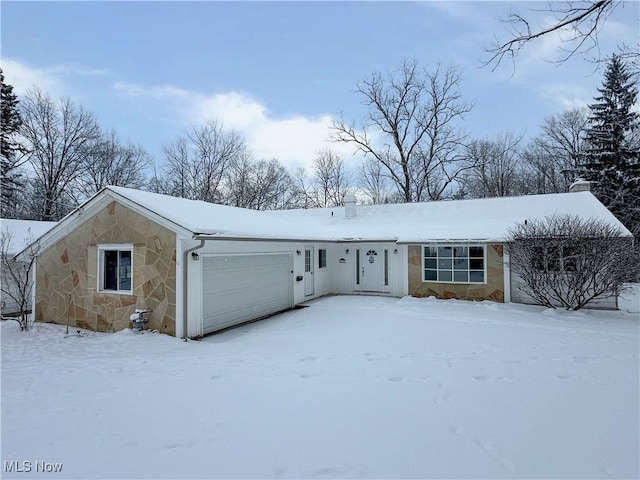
[202,253,294,334]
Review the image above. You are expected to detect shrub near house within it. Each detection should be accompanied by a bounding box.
[508,214,638,310]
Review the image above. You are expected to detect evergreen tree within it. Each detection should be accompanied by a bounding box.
[1,68,24,218]
[583,54,640,236]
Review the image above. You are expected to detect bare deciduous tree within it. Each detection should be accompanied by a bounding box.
[0,228,39,330]
[332,59,473,203]
[508,214,637,310]
[159,120,247,202]
[485,0,636,71]
[77,130,152,199]
[20,89,100,220]
[459,133,526,198]
[289,168,315,209]
[310,149,352,207]
[287,151,353,209]
[225,157,293,210]
[522,108,590,193]
[359,157,397,205]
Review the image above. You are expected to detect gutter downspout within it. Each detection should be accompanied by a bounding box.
[182,238,205,340]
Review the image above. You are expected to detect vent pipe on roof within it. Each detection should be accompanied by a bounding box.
[344,195,356,219]
[569,178,591,193]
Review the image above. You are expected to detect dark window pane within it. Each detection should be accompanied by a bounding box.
[425,269,437,281]
[119,251,132,291]
[469,246,484,258]
[438,246,453,257]
[424,246,437,257]
[470,271,484,283]
[318,249,327,268]
[562,246,577,272]
[356,250,360,284]
[424,258,437,269]
[453,246,468,258]
[438,258,452,269]
[438,270,452,282]
[547,248,561,271]
[454,271,468,282]
[532,246,545,270]
[384,250,388,286]
[454,259,468,270]
[104,250,118,290]
[470,259,484,270]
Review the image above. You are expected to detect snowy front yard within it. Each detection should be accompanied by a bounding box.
[2,296,638,479]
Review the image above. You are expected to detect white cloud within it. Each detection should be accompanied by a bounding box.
[536,83,591,110]
[3,58,111,98]
[113,81,190,100]
[1,58,67,96]
[114,81,360,171]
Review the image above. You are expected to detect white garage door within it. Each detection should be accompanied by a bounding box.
[202,253,293,334]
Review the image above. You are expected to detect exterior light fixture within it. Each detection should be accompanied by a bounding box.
[345,249,350,254]
[296,250,302,255]
[191,252,200,261]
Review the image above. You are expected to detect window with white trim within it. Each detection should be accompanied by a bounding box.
[423,245,486,284]
[318,249,327,268]
[98,245,133,294]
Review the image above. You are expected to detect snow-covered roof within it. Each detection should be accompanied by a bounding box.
[1,219,58,255]
[107,187,316,240]
[107,187,632,242]
[273,192,633,242]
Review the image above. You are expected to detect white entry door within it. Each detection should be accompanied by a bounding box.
[361,247,387,292]
[304,247,314,296]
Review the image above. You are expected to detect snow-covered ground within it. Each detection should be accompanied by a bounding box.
[2,296,638,479]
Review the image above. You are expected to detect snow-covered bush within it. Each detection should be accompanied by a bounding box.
[507,214,638,310]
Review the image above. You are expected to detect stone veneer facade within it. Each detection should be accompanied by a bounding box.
[35,200,177,335]
[408,244,504,302]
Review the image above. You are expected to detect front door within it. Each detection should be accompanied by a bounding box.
[304,247,314,296]
[361,247,387,292]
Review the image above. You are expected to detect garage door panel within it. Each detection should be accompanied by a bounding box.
[202,254,292,334]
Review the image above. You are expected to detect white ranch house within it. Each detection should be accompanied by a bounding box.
[24,186,631,338]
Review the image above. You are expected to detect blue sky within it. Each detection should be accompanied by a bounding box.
[2,1,638,172]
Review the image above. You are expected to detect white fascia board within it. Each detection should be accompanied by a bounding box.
[396,238,500,245]
[17,189,192,259]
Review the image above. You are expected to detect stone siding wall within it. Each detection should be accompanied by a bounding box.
[408,244,504,302]
[35,201,177,335]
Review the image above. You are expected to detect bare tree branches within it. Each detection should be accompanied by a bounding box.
[521,108,590,193]
[311,149,352,207]
[485,0,623,71]
[459,133,526,198]
[158,120,248,203]
[1,228,39,330]
[508,214,637,310]
[359,157,396,204]
[332,59,472,202]
[288,150,353,208]
[19,89,100,220]
[77,130,152,200]
[225,157,293,210]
